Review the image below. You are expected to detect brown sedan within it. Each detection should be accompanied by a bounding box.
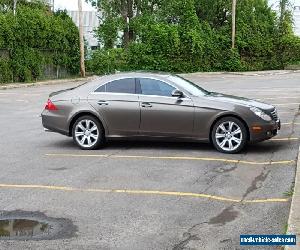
[41,72,281,153]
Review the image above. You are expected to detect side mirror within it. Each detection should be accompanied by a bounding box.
[172,89,184,98]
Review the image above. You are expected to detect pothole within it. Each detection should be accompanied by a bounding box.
[0,210,77,240]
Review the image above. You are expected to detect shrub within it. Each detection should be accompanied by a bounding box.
[0,5,80,83]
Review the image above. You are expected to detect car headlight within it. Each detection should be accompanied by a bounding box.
[250,107,272,121]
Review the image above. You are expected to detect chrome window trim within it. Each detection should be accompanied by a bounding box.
[91,76,192,100]
[90,92,139,97]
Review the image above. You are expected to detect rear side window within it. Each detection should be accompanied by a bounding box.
[138,78,175,97]
[95,78,136,94]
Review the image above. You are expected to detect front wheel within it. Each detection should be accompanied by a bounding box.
[211,117,247,154]
[72,115,105,150]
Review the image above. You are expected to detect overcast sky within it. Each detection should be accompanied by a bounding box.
[54,0,95,11]
[269,0,300,8]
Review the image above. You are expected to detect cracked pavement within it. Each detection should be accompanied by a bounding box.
[0,72,300,249]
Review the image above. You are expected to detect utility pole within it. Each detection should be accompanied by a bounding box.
[231,0,237,49]
[13,0,17,16]
[78,0,86,77]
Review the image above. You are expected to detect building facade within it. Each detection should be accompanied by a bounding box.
[269,0,300,36]
[67,10,100,50]
[295,5,300,35]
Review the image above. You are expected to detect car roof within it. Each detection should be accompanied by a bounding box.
[90,71,172,84]
[78,71,180,93]
[115,71,172,77]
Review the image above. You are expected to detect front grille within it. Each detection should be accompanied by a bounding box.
[270,108,279,121]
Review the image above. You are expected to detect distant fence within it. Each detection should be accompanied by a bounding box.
[43,64,72,80]
[0,49,9,59]
[0,48,73,83]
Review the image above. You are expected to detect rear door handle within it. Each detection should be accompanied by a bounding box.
[141,102,152,108]
[97,100,109,106]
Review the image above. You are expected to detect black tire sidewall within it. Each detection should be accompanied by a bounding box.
[211,117,247,154]
[72,115,105,150]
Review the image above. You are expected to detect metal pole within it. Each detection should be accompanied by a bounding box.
[13,0,17,16]
[78,0,86,77]
[232,0,237,49]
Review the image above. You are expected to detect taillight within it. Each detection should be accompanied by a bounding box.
[45,99,58,111]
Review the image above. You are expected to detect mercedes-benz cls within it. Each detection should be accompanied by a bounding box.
[41,72,281,153]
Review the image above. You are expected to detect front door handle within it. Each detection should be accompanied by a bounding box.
[97,100,109,106]
[141,102,152,108]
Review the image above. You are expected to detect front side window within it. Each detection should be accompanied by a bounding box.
[95,78,136,94]
[139,78,176,97]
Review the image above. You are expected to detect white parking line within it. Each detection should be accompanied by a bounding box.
[281,123,300,126]
[273,103,299,106]
[257,97,300,101]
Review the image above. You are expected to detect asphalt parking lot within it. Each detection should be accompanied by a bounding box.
[0,72,299,250]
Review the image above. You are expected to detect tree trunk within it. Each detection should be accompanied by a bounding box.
[127,0,134,42]
[231,0,237,49]
[121,0,129,47]
[78,0,86,77]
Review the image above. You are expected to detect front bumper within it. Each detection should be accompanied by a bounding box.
[249,120,281,142]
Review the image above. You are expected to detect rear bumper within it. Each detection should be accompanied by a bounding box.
[41,110,70,136]
[249,120,281,142]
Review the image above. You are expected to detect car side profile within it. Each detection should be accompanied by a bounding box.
[41,72,281,153]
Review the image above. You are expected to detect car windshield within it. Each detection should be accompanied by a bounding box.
[168,75,210,96]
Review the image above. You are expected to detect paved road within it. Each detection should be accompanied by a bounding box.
[0,72,299,249]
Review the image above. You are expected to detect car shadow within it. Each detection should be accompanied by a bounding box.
[246,142,289,153]
[106,140,212,151]
[47,138,212,151]
[47,139,76,149]
[47,138,287,154]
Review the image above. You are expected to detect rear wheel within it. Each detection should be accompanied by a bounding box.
[211,117,247,154]
[72,115,105,150]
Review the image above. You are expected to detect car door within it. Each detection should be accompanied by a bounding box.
[137,78,195,137]
[88,78,140,136]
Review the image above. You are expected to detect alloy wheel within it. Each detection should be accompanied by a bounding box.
[215,121,243,152]
[74,119,99,148]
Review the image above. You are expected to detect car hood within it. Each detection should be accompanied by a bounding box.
[205,92,274,111]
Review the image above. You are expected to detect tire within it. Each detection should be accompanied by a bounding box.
[72,115,105,150]
[211,117,247,154]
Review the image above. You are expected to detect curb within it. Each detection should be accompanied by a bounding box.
[286,144,300,249]
[227,70,300,76]
[181,70,300,77]
[0,76,97,90]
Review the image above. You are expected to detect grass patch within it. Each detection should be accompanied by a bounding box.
[283,223,288,235]
[283,183,295,197]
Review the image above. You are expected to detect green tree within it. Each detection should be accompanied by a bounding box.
[0,2,80,82]
[87,0,300,74]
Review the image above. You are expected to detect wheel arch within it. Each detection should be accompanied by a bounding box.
[68,111,106,137]
[209,113,250,143]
